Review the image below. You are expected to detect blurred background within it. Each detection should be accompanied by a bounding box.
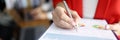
[0,0,53,40]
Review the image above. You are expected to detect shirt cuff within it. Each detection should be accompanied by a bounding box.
[46,11,52,20]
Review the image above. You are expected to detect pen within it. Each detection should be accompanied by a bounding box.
[63,0,78,32]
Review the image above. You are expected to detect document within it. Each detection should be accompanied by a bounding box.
[39,19,117,40]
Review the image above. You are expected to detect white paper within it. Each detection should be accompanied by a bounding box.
[39,19,117,40]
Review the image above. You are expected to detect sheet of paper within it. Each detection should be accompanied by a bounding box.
[39,19,117,40]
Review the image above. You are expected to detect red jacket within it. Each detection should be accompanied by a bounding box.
[53,0,120,24]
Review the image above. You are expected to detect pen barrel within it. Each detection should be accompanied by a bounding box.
[63,1,73,19]
[63,1,78,31]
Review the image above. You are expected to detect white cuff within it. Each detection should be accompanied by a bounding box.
[105,25,110,30]
[46,12,52,20]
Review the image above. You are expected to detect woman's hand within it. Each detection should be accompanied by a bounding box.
[52,6,81,29]
[108,22,120,35]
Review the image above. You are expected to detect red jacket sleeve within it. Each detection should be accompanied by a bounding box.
[53,0,83,17]
[106,0,120,24]
[95,0,120,24]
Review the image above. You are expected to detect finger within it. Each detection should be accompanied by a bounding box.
[55,20,73,29]
[55,6,73,25]
[52,11,60,22]
[60,20,73,29]
[53,11,72,29]
[71,10,81,24]
[53,8,73,29]
[60,12,73,25]
[55,6,66,16]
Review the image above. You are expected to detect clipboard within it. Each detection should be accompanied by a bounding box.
[39,19,117,40]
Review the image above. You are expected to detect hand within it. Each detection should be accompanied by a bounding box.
[108,23,120,35]
[31,7,47,20]
[52,6,81,29]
